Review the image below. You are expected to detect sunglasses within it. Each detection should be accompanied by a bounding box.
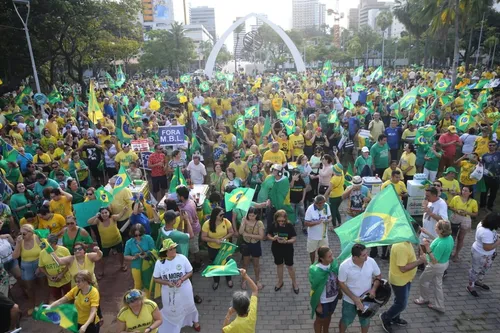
[218,213,224,217]
[134,233,142,237]
[75,279,84,283]
[74,247,84,252]
[86,192,94,196]
[67,222,75,225]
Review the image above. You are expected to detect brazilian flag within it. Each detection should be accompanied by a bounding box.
[105,72,116,89]
[398,87,418,110]
[215,72,226,81]
[1,139,19,162]
[344,163,354,187]
[353,83,366,92]
[343,96,354,110]
[277,108,296,135]
[456,112,474,132]
[193,111,208,125]
[328,110,339,124]
[200,105,212,118]
[199,81,210,92]
[95,186,114,207]
[334,185,419,249]
[202,258,240,277]
[369,66,384,82]
[47,85,63,104]
[180,74,192,83]
[33,303,79,332]
[169,166,187,193]
[115,65,126,87]
[414,125,436,147]
[244,104,259,119]
[224,187,255,213]
[434,79,450,92]
[116,103,134,143]
[15,86,32,105]
[234,115,246,133]
[260,115,271,144]
[270,75,281,83]
[129,105,142,119]
[113,166,132,195]
[353,65,364,77]
[321,60,332,83]
[417,86,432,97]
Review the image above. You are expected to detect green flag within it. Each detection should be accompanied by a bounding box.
[115,65,126,87]
[353,83,366,92]
[15,86,32,105]
[343,96,354,110]
[456,112,475,132]
[116,103,134,143]
[321,60,332,83]
[344,163,354,187]
[129,105,142,119]
[464,100,480,116]
[328,110,339,124]
[417,86,432,97]
[278,108,296,135]
[269,75,281,83]
[47,85,63,104]
[199,81,210,92]
[414,125,436,146]
[334,185,419,249]
[200,105,212,118]
[202,258,240,277]
[215,72,226,81]
[193,111,208,125]
[369,66,383,82]
[33,303,79,332]
[260,115,271,144]
[113,166,132,195]
[366,100,375,114]
[224,187,256,213]
[353,65,364,77]
[245,104,259,119]
[477,89,490,107]
[1,139,19,162]
[474,79,490,90]
[169,166,187,193]
[180,74,192,83]
[398,87,418,110]
[95,186,114,207]
[105,72,116,89]
[213,242,239,265]
[226,73,234,81]
[189,134,201,157]
[435,79,450,92]
[234,116,246,133]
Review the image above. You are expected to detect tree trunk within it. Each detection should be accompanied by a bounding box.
[423,35,429,67]
[465,27,474,70]
[451,0,460,90]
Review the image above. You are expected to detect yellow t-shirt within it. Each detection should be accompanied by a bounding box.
[117,299,159,333]
[399,152,416,176]
[223,295,258,333]
[382,167,403,182]
[277,137,289,156]
[459,160,477,185]
[20,216,39,229]
[228,161,249,180]
[38,246,72,287]
[449,196,478,215]
[288,134,305,157]
[381,180,407,199]
[329,174,345,198]
[262,150,287,165]
[222,133,236,153]
[65,286,100,325]
[33,153,52,165]
[437,177,460,204]
[45,121,59,137]
[49,196,73,217]
[38,213,67,236]
[110,188,133,220]
[202,218,232,249]
[389,242,417,287]
[115,151,139,168]
[474,137,490,157]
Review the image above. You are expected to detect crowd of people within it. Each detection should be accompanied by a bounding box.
[0,65,499,333]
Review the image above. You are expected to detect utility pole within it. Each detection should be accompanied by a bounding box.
[475,12,485,67]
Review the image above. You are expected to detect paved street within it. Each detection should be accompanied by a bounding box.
[16,211,500,333]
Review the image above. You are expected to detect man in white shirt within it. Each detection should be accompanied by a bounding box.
[368,113,385,142]
[186,155,207,184]
[339,244,382,333]
[193,92,205,108]
[305,195,332,263]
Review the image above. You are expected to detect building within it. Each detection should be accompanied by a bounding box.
[348,8,359,31]
[292,0,326,31]
[358,0,393,28]
[251,14,268,32]
[184,24,214,68]
[190,6,216,42]
[141,0,190,32]
[233,17,247,58]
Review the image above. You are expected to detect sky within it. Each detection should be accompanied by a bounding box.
[189,0,361,50]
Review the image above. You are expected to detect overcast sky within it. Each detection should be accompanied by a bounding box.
[189,0,361,50]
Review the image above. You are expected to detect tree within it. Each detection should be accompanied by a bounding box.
[216,45,232,67]
[376,10,393,67]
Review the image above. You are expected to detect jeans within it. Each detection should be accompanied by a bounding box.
[290,202,305,228]
[480,176,499,209]
[370,246,388,258]
[329,196,343,226]
[381,282,411,324]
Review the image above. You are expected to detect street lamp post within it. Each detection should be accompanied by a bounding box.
[13,0,41,94]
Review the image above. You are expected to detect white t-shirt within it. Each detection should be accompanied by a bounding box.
[420,198,448,243]
[305,203,331,241]
[472,223,499,256]
[460,134,478,154]
[153,253,192,283]
[187,161,207,184]
[338,257,381,304]
[317,263,339,303]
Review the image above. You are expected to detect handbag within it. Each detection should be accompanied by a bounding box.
[470,163,484,181]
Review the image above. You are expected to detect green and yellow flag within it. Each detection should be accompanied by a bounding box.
[169,166,187,193]
[224,187,255,213]
[15,86,32,105]
[33,303,79,332]
[95,186,114,207]
[200,105,212,118]
[398,87,418,110]
[212,242,239,265]
[414,125,436,147]
[245,104,259,119]
[328,110,339,124]
[113,166,132,195]
[353,83,366,92]
[456,112,474,132]
[369,66,383,82]
[47,85,63,104]
[193,111,208,125]
[417,86,432,97]
[202,258,240,277]
[278,108,296,135]
[88,81,104,123]
[260,115,271,144]
[321,60,332,83]
[435,79,450,92]
[343,96,354,110]
[180,74,192,83]
[105,72,116,89]
[129,105,142,119]
[199,81,210,92]
[115,65,126,87]
[116,103,134,143]
[234,116,246,133]
[1,139,19,162]
[353,65,364,77]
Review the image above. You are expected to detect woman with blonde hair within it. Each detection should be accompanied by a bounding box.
[49,270,100,333]
[52,242,102,287]
[414,220,454,313]
[449,185,478,261]
[117,289,163,333]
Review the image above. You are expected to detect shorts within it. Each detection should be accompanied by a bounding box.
[307,238,329,253]
[101,242,124,257]
[152,175,168,193]
[0,292,15,332]
[316,296,339,318]
[189,231,200,254]
[240,241,262,258]
[271,244,294,266]
[21,260,39,281]
[2,258,18,272]
[341,299,371,328]
[49,282,72,300]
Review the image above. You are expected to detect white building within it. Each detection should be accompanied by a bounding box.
[190,6,216,42]
[292,0,326,31]
[358,0,393,28]
[141,0,190,32]
[233,17,247,58]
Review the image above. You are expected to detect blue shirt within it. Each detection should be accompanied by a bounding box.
[385,126,402,150]
[17,153,33,173]
[348,117,359,138]
[124,235,155,269]
[482,152,500,178]
[103,104,115,118]
[130,212,151,234]
[34,178,60,198]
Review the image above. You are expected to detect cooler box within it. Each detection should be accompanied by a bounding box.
[406,196,425,215]
[413,173,427,183]
[128,181,150,200]
[362,177,383,195]
[407,180,426,197]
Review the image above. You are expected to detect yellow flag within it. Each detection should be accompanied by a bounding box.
[88,80,104,123]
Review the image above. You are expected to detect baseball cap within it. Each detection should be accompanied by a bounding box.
[448,125,457,133]
[361,146,369,153]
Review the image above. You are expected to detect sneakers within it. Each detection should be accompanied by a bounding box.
[379,314,393,333]
[443,270,448,279]
[466,286,479,297]
[475,282,490,290]
[391,318,408,327]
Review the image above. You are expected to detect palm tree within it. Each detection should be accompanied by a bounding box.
[199,40,213,67]
[376,10,393,67]
[233,23,244,73]
[168,21,188,75]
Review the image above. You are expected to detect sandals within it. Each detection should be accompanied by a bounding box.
[413,298,429,305]
[121,265,128,272]
[193,323,201,332]
[274,282,284,292]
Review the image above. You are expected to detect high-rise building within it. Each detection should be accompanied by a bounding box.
[190,6,216,41]
[251,14,268,32]
[292,0,326,31]
[348,8,359,31]
[358,0,393,28]
[141,0,190,31]
[233,17,247,58]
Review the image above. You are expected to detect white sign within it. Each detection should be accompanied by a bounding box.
[131,139,150,152]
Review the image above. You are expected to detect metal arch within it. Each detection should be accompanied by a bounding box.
[204,13,306,78]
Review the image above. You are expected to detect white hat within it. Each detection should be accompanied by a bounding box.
[361,146,369,153]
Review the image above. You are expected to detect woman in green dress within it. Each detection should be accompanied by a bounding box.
[61,215,94,255]
[9,182,36,221]
[66,178,86,204]
[5,162,23,185]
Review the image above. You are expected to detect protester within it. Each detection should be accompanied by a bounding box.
[124,224,156,293]
[238,207,265,290]
[480,140,500,210]
[370,134,390,177]
[324,163,344,229]
[305,195,332,264]
[53,242,102,288]
[117,289,163,333]
[61,215,94,254]
[449,186,478,261]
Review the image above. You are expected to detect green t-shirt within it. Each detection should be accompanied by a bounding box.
[370,143,390,169]
[354,155,373,176]
[428,235,454,263]
[25,143,39,156]
[423,150,442,171]
[157,228,190,257]
[9,191,36,219]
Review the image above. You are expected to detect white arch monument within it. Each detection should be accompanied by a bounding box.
[204,13,306,78]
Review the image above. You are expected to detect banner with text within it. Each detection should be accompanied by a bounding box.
[158,126,185,145]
